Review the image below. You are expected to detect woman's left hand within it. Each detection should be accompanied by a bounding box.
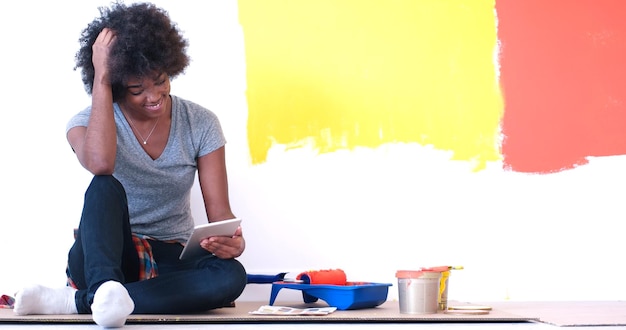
[200,226,245,259]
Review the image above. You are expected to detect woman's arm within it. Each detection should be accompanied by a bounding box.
[197,146,245,258]
[197,146,235,221]
[67,28,118,175]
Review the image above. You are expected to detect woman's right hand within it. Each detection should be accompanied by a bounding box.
[92,28,116,83]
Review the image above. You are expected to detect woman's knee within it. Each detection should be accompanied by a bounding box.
[230,259,247,287]
[85,175,127,203]
[210,258,247,293]
[221,259,247,301]
[81,175,130,226]
[87,175,124,194]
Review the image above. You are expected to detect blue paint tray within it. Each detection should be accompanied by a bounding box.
[269,281,392,310]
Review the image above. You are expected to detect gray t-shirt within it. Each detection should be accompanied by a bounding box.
[66,95,226,242]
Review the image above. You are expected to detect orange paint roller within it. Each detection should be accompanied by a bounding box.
[296,269,347,285]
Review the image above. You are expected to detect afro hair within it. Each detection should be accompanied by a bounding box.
[74,2,190,101]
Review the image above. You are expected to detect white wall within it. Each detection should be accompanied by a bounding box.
[1,1,624,304]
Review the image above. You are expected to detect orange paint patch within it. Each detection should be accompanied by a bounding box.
[498,0,626,173]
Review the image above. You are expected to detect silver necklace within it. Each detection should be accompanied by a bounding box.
[126,114,161,145]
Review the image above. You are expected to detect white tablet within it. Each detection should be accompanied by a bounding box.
[179,218,242,260]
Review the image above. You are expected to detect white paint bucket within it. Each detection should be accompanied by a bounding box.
[396,270,441,314]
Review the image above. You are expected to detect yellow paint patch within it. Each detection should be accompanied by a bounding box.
[238,0,502,170]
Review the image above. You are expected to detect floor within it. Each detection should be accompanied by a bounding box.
[2,323,626,329]
[3,297,625,329]
[1,322,626,330]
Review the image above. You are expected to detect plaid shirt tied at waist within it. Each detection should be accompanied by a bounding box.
[67,233,159,289]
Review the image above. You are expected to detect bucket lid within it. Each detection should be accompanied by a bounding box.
[396,266,449,279]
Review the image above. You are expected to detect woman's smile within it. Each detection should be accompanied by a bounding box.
[145,97,164,112]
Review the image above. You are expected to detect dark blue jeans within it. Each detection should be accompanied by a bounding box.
[67,175,247,314]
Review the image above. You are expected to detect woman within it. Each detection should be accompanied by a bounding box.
[14,2,247,327]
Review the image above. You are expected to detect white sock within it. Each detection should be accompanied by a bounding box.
[91,281,134,328]
[13,284,78,315]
